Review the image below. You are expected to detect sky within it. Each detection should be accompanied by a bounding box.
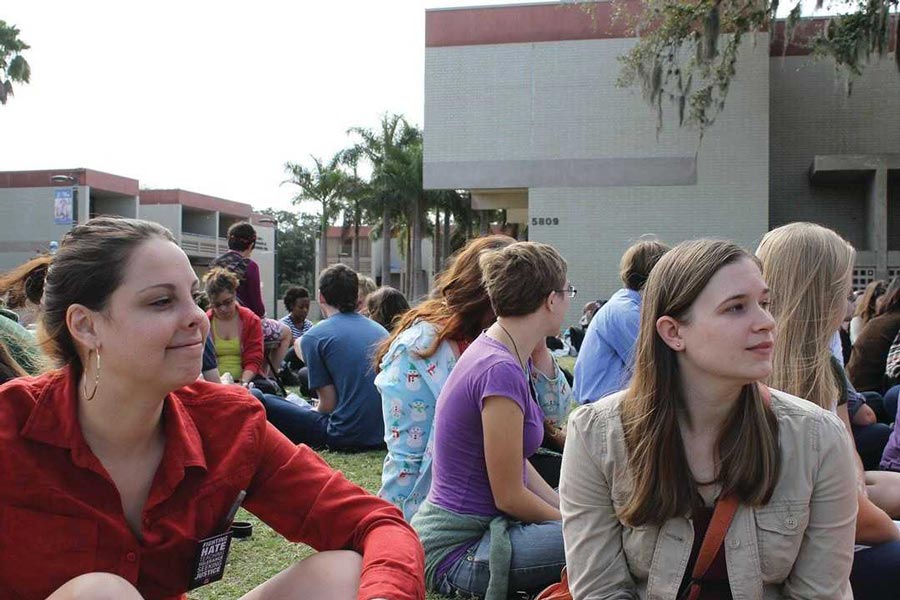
[0,0,552,214]
[1,0,846,215]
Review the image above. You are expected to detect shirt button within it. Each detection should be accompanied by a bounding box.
[728,538,740,549]
[785,516,798,530]
[126,552,137,562]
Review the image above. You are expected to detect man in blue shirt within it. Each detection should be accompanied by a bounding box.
[573,240,669,403]
[261,264,388,450]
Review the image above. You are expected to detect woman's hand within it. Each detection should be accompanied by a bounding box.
[543,419,566,452]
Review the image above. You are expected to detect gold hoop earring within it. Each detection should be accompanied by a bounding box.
[82,349,101,401]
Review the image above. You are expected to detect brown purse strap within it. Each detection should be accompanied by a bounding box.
[682,493,739,600]
[684,384,769,599]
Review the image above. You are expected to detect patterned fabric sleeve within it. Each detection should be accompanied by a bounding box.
[532,359,576,428]
[374,321,456,521]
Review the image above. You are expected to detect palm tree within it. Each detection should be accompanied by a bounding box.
[430,189,465,271]
[381,133,428,299]
[348,114,418,288]
[0,21,31,105]
[336,146,369,273]
[282,153,348,278]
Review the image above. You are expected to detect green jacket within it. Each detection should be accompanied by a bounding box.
[411,499,512,600]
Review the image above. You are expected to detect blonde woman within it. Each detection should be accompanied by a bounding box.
[758,222,900,599]
[561,239,856,599]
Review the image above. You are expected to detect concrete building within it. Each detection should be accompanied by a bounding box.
[316,225,435,296]
[0,169,277,316]
[424,2,900,323]
[139,189,277,317]
[0,168,139,271]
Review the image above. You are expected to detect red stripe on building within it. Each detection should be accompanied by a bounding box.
[140,189,252,217]
[426,2,897,57]
[0,168,139,195]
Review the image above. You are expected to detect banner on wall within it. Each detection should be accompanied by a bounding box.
[54,188,74,225]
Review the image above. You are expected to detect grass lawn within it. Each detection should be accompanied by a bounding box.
[188,449,452,600]
[190,356,577,599]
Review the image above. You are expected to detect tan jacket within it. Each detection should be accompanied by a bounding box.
[559,388,857,600]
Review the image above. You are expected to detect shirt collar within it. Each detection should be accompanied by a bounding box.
[21,366,207,475]
[622,287,642,302]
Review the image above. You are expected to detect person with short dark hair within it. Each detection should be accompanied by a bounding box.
[365,286,410,331]
[211,222,265,316]
[280,286,313,339]
[263,264,388,450]
[279,286,314,393]
[573,239,669,403]
[211,221,293,377]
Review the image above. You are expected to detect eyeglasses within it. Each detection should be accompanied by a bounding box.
[555,285,577,298]
[213,297,235,309]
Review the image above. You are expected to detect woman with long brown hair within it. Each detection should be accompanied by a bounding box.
[561,239,856,599]
[374,235,573,521]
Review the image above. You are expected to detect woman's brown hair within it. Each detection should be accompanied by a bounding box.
[0,255,52,308]
[619,239,780,527]
[203,267,239,299]
[36,217,175,372]
[373,235,515,369]
[479,241,567,317]
[855,280,887,324]
[876,277,900,317]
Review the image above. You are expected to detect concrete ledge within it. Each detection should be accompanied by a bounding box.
[424,157,697,190]
[809,154,900,183]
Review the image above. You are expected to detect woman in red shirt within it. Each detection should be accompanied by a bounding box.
[204,267,264,387]
[0,217,424,600]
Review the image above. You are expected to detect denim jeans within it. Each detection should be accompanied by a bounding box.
[883,385,900,423]
[251,388,329,448]
[852,422,892,471]
[436,520,565,599]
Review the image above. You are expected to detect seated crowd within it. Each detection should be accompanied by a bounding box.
[1,216,900,599]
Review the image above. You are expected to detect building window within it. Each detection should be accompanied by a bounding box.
[340,238,352,257]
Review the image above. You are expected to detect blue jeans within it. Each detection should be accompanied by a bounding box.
[883,385,900,423]
[436,520,565,599]
[853,422,893,471]
[250,388,329,448]
[852,541,900,600]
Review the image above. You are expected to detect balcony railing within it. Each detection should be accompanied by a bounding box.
[180,233,219,258]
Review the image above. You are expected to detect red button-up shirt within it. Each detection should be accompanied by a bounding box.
[0,367,424,600]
